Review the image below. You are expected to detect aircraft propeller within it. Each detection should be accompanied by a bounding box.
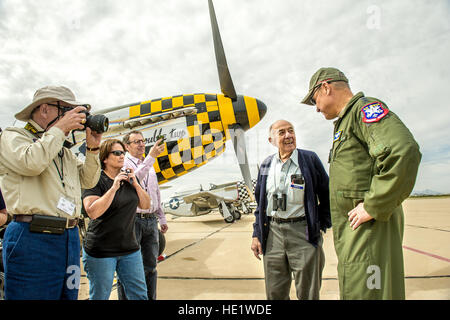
[229,124,253,195]
[208,0,237,100]
[208,0,255,194]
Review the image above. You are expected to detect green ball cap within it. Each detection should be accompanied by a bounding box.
[301,67,348,105]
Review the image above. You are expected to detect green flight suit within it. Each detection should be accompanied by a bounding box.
[329,92,421,300]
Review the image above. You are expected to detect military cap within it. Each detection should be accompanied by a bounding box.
[301,67,348,105]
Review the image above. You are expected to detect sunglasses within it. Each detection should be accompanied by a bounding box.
[110,150,125,156]
[310,83,324,106]
[47,102,89,112]
[311,80,343,105]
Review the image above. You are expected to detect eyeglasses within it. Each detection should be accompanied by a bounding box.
[311,80,343,105]
[47,102,74,114]
[310,83,324,106]
[47,102,89,113]
[110,150,125,156]
[129,139,145,145]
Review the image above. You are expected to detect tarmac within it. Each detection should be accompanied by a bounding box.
[78,197,450,300]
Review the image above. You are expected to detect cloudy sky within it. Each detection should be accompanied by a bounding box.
[1,0,449,195]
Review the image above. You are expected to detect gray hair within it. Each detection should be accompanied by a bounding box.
[122,130,144,144]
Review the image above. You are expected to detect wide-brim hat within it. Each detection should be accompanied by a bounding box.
[301,67,348,105]
[15,85,91,122]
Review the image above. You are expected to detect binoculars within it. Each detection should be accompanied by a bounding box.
[272,193,287,211]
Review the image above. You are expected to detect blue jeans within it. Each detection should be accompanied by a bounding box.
[118,216,159,300]
[2,221,81,300]
[82,248,148,300]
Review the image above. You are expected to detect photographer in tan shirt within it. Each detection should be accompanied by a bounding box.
[0,86,101,300]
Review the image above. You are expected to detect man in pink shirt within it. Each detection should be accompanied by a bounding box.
[117,130,167,300]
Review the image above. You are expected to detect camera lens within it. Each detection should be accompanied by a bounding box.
[85,114,109,133]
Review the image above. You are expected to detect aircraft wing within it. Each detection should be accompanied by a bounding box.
[182,191,234,206]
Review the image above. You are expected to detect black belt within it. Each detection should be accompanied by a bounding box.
[136,212,157,219]
[268,216,305,223]
[14,214,79,229]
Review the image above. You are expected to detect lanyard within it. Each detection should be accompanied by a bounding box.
[25,122,66,189]
[127,157,148,190]
[273,158,293,195]
[53,150,65,188]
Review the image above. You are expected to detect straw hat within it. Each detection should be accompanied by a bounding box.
[15,85,90,121]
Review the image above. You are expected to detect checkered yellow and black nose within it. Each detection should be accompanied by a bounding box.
[93,92,267,184]
[142,93,267,184]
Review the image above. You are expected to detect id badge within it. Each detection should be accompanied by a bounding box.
[291,174,304,185]
[57,196,76,216]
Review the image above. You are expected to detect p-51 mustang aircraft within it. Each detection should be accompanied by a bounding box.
[163,179,256,223]
[72,0,267,194]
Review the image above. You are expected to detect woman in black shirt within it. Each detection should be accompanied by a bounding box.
[82,139,150,300]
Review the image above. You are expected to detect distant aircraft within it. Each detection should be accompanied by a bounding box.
[71,0,267,194]
[162,179,256,223]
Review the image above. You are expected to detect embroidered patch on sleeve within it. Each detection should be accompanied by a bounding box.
[361,102,389,123]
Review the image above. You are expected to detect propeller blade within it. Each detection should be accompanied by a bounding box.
[208,0,237,100]
[229,124,253,194]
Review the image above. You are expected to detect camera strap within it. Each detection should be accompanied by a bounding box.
[273,159,292,195]
[25,122,66,189]
[53,150,65,189]
[127,156,148,190]
[25,122,44,135]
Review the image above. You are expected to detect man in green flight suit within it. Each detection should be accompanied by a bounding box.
[301,67,421,299]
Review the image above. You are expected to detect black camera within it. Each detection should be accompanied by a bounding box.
[80,110,109,133]
[121,168,133,184]
[273,194,287,211]
[58,104,109,133]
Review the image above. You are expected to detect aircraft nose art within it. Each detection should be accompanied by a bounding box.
[217,94,267,140]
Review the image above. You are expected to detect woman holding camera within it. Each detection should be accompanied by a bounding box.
[82,139,150,300]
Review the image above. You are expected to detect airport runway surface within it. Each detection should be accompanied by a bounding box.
[78,197,450,300]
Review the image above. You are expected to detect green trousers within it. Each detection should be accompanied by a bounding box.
[263,220,325,300]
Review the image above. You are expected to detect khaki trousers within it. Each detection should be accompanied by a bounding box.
[263,220,325,300]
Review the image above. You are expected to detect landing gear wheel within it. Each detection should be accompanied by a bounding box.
[224,215,235,223]
[228,204,239,220]
[219,203,235,223]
